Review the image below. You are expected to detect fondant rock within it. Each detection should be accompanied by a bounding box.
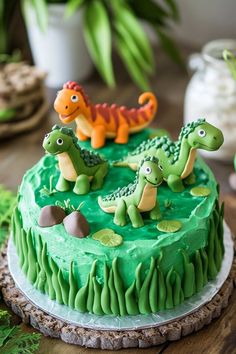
[63,211,90,238]
[38,205,66,227]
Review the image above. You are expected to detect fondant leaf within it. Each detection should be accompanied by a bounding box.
[157,220,182,233]
[190,186,211,197]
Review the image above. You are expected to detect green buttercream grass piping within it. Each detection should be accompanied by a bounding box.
[12,200,224,316]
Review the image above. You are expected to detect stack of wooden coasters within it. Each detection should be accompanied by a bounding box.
[0,62,48,138]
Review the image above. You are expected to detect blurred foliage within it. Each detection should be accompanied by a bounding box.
[223,49,236,81]
[21,0,183,89]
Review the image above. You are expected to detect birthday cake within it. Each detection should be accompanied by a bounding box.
[11,82,225,317]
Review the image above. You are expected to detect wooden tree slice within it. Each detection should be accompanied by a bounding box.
[0,241,236,350]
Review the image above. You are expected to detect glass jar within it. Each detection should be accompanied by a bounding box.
[184,39,236,161]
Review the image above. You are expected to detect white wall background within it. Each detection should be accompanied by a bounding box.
[173,0,236,47]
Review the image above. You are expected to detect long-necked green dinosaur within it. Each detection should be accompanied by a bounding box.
[98,157,163,228]
[43,125,109,195]
[113,119,224,192]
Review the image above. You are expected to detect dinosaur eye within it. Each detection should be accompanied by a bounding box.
[144,166,152,175]
[45,133,49,138]
[71,95,79,103]
[56,138,64,145]
[198,129,206,137]
[159,164,163,171]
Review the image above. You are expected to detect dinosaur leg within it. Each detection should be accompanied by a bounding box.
[76,128,88,141]
[56,174,70,192]
[115,123,129,144]
[149,202,162,221]
[91,164,108,191]
[127,205,144,228]
[167,174,184,192]
[91,125,106,149]
[114,199,127,226]
[184,172,196,185]
[73,174,90,195]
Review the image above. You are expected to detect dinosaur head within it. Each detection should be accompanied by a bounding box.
[139,157,163,187]
[54,81,89,124]
[182,119,224,151]
[43,125,76,155]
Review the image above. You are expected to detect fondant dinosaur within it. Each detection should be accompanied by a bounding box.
[114,119,224,192]
[98,157,163,228]
[54,81,158,149]
[43,125,109,195]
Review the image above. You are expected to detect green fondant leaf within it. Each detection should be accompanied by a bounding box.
[68,261,78,308]
[108,269,119,315]
[92,277,103,315]
[74,276,89,313]
[194,250,204,292]
[92,229,123,247]
[190,186,211,197]
[87,261,97,312]
[200,248,208,286]
[157,220,182,233]
[182,250,195,298]
[157,267,166,310]
[173,271,183,306]
[135,263,142,299]
[125,280,139,315]
[165,267,175,309]
[138,257,155,314]
[49,257,63,304]
[101,264,112,314]
[149,267,158,313]
[112,258,127,316]
[58,269,69,305]
[92,228,114,240]
[207,218,218,279]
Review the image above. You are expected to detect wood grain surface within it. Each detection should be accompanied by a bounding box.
[0,47,236,354]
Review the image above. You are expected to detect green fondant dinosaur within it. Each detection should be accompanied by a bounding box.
[98,157,163,228]
[43,125,109,195]
[114,119,224,192]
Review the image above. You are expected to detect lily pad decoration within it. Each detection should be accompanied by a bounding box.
[157,220,182,233]
[92,229,123,247]
[190,186,211,197]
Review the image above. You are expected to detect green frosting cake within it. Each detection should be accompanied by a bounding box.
[12,129,224,316]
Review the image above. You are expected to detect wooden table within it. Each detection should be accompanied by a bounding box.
[1,47,236,354]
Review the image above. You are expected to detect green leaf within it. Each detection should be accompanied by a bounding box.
[83,1,115,87]
[129,0,168,26]
[2,331,41,354]
[0,326,17,347]
[114,20,154,74]
[155,28,185,68]
[164,0,180,21]
[65,0,84,19]
[223,49,236,81]
[112,1,154,68]
[115,34,150,91]
[24,0,48,33]
[190,186,211,197]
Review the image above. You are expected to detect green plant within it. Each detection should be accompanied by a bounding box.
[223,49,236,81]
[40,175,57,197]
[22,0,183,90]
[0,309,41,354]
[0,185,16,247]
[55,199,84,213]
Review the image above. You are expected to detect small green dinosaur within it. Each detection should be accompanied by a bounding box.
[43,125,109,195]
[113,119,224,192]
[98,157,163,228]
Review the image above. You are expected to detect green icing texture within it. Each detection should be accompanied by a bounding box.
[12,129,225,316]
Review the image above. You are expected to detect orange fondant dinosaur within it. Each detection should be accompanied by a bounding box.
[54,81,158,149]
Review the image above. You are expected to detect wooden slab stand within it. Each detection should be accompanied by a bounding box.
[0,241,236,350]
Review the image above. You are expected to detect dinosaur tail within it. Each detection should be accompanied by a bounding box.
[138,92,158,122]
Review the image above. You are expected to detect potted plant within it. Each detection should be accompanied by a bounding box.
[22,0,183,89]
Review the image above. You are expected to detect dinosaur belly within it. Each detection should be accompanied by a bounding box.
[58,152,77,182]
[181,149,197,179]
[137,185,157,212]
